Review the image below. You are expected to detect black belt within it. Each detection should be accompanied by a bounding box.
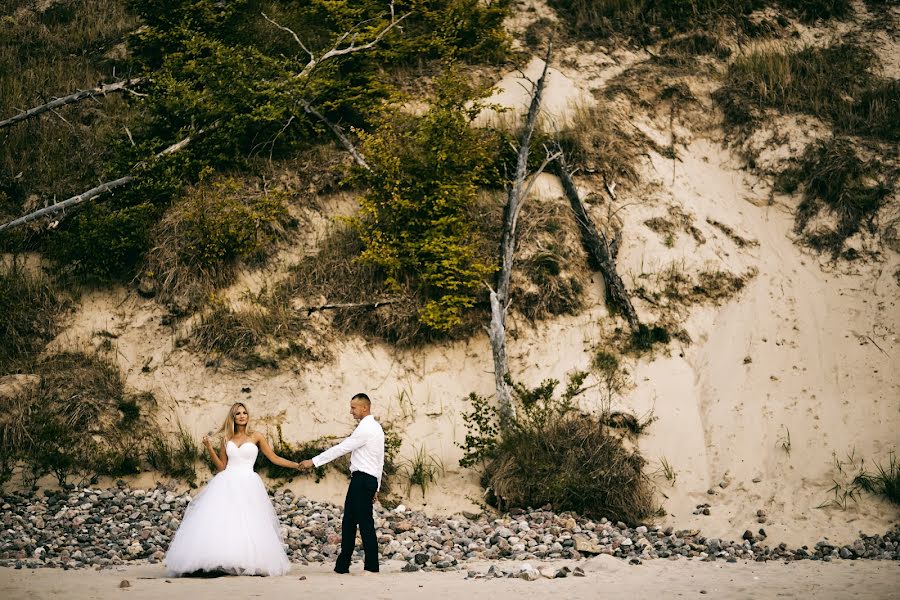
[351,470,377,481]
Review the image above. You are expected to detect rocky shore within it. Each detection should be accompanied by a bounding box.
[2,484,897,573]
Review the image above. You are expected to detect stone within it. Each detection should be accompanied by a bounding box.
[574,537,602,554]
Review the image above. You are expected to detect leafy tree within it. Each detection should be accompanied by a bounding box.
[352,69,498,332]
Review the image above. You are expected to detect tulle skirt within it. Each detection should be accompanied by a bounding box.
[164,467,291,576]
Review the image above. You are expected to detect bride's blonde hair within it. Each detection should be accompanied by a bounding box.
[221,402,250,440]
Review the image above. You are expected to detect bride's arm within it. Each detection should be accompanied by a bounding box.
[254,433,300,469]
[203,435,227,472]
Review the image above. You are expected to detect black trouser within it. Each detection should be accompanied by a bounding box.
[335,471,379,573]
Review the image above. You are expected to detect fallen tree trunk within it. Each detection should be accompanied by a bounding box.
[556,152,640,331]
[490,46,553,430]
[0,134,194,234]
[0,78,144,130]
[298,298,399,315]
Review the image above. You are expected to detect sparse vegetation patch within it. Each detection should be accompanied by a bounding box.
[719,43,898,142]
[140,177,293,313]
[0,351,156,486]
[775,138,893,256]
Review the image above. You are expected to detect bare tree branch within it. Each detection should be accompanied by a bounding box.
[0,176,133,233]
[0,135,195,234]
[0,78,145,130]
[295,10,410,80]
[297,299,400,315]
[300,99,371,171]
[261,12,313,60]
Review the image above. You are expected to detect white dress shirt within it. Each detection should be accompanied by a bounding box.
[312,415,385,489]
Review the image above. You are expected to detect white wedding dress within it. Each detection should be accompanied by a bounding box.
[165,440,291,576]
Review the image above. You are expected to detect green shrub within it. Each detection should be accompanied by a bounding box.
[776,138,892,255]
[0,262,67,375]
[459,372,655,523]
[351,69,497,333]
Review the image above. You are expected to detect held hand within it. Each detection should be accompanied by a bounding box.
[297,459,314,471]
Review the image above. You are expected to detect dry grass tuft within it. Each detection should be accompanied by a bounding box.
[555,102,640,186]
[0,351,156,486]
[775,138,894,256]
[140,178,294,314]
[0,261,68,375]
[0,0,141,213]
[188,290,317,370]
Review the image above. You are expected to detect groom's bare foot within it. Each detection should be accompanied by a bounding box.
[359,570,379,576]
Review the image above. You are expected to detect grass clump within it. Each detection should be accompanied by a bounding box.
[854,451,900,506]
[549,1,852,42]
[140,177,293,313]
[399,445,444,499]
[146,424,202,485]
[0,262,67,375]
[514,200,586,320]
[775,138,893,256]
[820,449,900,509]
[0,351,156,487]
[189,291,314,369]
[459,372,655,524]
[555,102,640,185]
[719,43,898,142]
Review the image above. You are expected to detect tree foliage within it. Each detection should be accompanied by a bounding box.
[352,70,498,332]
[31,0,509,281]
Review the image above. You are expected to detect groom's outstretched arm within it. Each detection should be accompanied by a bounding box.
[309,427,369,468]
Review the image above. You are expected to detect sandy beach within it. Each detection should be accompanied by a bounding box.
[4,557,900,600]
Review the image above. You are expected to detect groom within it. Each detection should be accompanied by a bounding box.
[298,392,385,574]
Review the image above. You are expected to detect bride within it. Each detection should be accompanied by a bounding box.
[165,402,299,576]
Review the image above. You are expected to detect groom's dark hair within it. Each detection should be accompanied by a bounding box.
[352,392,371,407]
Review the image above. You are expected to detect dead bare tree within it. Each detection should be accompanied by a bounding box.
[490,46,558,430]
[555,151,640,332]
[0,78,145,130]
